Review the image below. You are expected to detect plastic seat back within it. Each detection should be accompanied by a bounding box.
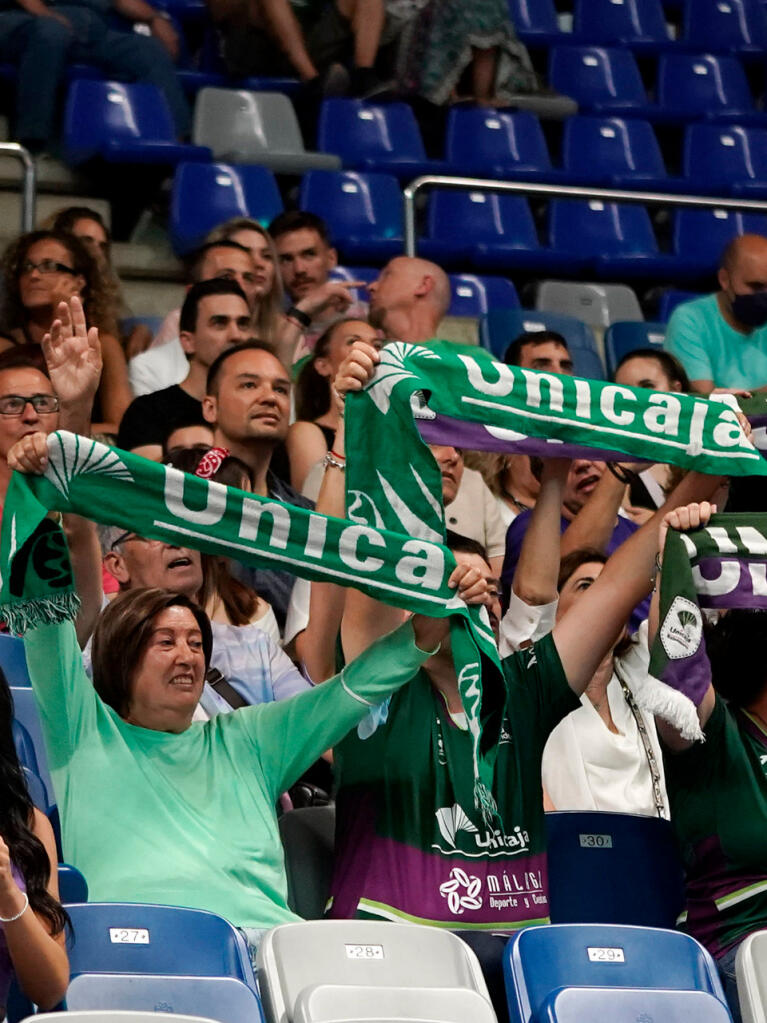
[194,88,301,158]
[683,123,767,189]
[257,921,490,1023]
[65,904,255,989]
[549,46,649,109]
[540,987,733,1023]
[563,116,667,182]
[448,274,520,317]
[66,974,264,1023]
[170,162,283,254]
[479,309,604,378]
[427,190,541,248]
[549,200,659,257]
[34,1012,216,1023]
[545,811,685,928]
[657,54,755,116]
[735,929,767,1023]
[64,81,177,163]
[0,633,30,685]
[58,863,88,904]
[279,806,335,920]
[11,685,52,796]
[682,0,767,51]
[12,717,38,775]
[573,0,670,44]
[605,321,666,374]
[445,108,553,174]
[508,0,560,36]
[299,170,402,245]
[658,288,704,321]
[505,923,726,1023]
[673,207,749,267]
[22,765,50,813]
[537,281,643,330]
[318,99,427,165]
[294,985,497,1023]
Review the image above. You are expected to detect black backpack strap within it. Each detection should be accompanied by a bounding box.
[205,667,248,710]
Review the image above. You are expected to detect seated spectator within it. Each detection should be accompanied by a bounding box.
[0,0,190,153]
[666,234,767,394]
[503,329,574,374]
[162,420,215,460]
[130,239,265,396]
[270,210,368,352]
[463,450,541,528]
[0,668,68,1012]
[48,206,153,360]
[367,256,451,344]
[207,0,391,98]
[118,278,252,460]
[0,231,132,433]
[288,317,380,491]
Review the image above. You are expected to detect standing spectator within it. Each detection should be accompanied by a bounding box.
[0,231,131,433]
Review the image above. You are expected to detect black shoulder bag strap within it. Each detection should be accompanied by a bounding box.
[205,667,249,710]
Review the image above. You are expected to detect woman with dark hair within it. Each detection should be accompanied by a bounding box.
[0,671,68,1012]
[0,230,132,433]
[287,318,381,491]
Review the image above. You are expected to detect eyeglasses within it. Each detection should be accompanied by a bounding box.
[19,259,77,277]
[0,394,60,416]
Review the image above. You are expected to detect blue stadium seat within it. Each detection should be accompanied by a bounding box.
[170,161,283,255]
[504,924,726,1023]
[656,54,765,124]
[562,116,683,190]
[682,0,767,53]
[548,46,659,117]
[329,265,377,305]
[684,123,767,195]
[444,108,563,181]
[479,309,605,379]
[11,686,52,797]
[58,864,88,904]
[448,274,520,317]
[658,289,704,320]
[672,208,767,275]
[573,0,673,51]
[548,200,673,277]
[120,315,164,339]
[12,718,39,775]
[545,811,685,927]
[238,76,302,96]
[540,987,733,1023]
[318,100,444,179]
[508,0,569,47]
[64,903,256,989]
[63,81,211,166]
[604,321,667,375]
[22,766,50,813]
[0,633,30,685]
[299,170,403,263]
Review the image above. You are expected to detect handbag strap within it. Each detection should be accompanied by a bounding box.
[205,667,248,710]
[614,665,667,819]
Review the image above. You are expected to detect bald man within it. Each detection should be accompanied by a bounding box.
[665,234,767,393]
[367,256,451,344]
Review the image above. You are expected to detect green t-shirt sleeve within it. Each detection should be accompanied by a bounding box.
[236,620,436,797]
[23,619,99,765]
[504,632,581,741]
[665,304,714,382]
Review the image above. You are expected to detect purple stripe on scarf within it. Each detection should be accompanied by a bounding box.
[694,557,767,609]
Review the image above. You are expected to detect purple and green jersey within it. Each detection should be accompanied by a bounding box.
[327,634,579,930]
[665,695,767,959]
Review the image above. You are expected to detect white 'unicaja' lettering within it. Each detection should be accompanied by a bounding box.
[303,514,327,559]
[457,355,515,397]
[692,560,740,597]
[239,498,291,549]
[687,401,708,456]
[643,394,681,436]
[600,385,636,426]
[520,369,564,412]
[705,527,739,554]
[395,539,445,590]
[338,525,386,572]
[712,409,749,449]
[749,564,767,596]
[163,468,227,526]
[573,379,593,420]
[736,526,767,556]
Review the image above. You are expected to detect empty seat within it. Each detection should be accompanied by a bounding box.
[605,321,667,375]
[257,921,491,1023]
[193,89,341,172]
[318,100,442,179]
[657,54,764,124]
[540,987,733,1023]
[562,116,681,190]
[170,162,283,254]
[548,46,658,116]
[536,281,643,331]
[58,863,88,904]
[299,170,403,262]
[448,274,520,317]
[682,0,767,53]
[0,633,30,685]
[66,975,264,1023]
[548,200,672,277]
[22,765,50,813]
[63,82,211,166]
[294,985,498,1023]
[508,0,569,47]
[34,1012,218,1023]
[672,207,767,275]
[444,108,561,181]
[12,718,39,775]
[573,0,672,50]
[736,929,767,1023]
[504,923,727,1023]
[684,123,767,195]
[279,806,335,921]
[479,309,605,379]
[545,811,685,927]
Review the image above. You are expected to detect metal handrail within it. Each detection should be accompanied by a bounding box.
[402,174,767,257]
[0,144,36,234]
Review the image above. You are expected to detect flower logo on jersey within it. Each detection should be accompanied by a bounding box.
[435,804,478,848]
[439,867,483,914]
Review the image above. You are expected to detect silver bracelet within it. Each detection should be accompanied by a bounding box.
[323,451,346,471]
[0,892,28,923]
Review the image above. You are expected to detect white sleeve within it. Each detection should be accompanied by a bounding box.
[498,591,558,657]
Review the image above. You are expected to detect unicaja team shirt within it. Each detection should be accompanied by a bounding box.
[665,696,767,959]
[328,634,579,930]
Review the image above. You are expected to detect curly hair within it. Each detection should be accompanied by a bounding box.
[1,230,115,336]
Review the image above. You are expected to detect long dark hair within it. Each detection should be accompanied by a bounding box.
[0,670,67,934]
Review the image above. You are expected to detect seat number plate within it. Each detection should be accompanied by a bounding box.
[587,947,625,963]
[345,944,384,960]
[578,833,613,848]
[109,928,150,944]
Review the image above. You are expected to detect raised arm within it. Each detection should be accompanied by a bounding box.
[560,462,640,558]
[552,471,724,696]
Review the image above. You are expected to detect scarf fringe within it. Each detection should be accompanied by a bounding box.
[0,592,80,636]
[475,780,499,830]
[630,669,705,743]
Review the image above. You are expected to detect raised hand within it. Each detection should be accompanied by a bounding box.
[297,280,367,319]
[41,296,102,430]
[8,432,49,475]
[658,500,717,564]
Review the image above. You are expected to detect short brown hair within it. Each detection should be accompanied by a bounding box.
[91,588,213,717]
